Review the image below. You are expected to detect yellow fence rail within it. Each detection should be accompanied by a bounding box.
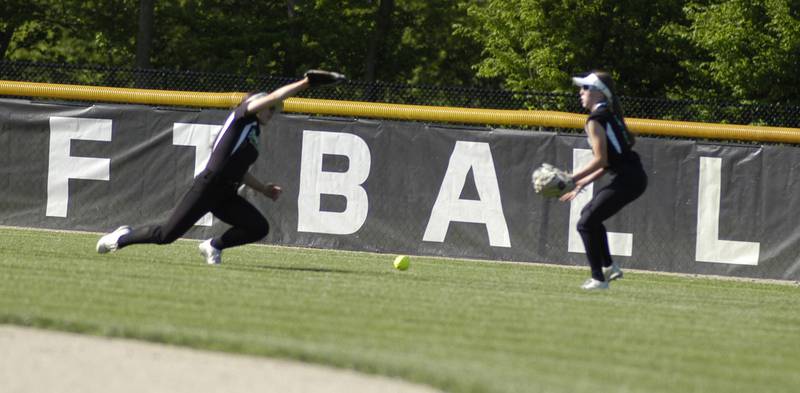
[2,80,799,144]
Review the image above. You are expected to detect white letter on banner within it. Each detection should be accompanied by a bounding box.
[47,117,112,217]
[173,123,222,227]
[297,130,370,235]
[423,141,511,247]
[567,148,633,256]
[695,157,759,265]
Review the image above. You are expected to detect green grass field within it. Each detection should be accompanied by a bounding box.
[1,226,798,393]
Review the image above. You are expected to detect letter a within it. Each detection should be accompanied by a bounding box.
[423,141,510,247]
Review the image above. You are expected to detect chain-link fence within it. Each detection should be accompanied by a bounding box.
[2,60,799,128]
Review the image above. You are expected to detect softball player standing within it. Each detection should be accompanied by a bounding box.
[561,71,647,290]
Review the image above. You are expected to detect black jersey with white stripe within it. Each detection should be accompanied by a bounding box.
[204,102,260,182]
[587,102,640,173]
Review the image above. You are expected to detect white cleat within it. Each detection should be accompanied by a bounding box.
[603,262,624,282]
[199,239,222,265]
[581,278,609,290]
[96,226,132,254]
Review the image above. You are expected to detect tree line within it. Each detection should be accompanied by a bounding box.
[1,0,798,104]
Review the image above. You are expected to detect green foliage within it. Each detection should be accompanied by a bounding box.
[457,0,800,105]
[3,0,482,87]
[377,0,485,87]
[5,0,137,65]
[4,0,800,106]
[0,0,46,57]
[151,1,290,74]
[456,0,690,98]
[667,0,800,103]
[1,227,799,393]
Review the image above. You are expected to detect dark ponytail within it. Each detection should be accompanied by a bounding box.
[594,71,635,147]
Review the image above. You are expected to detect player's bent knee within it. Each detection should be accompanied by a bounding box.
[253,221,270,241]
[576,215,600,232]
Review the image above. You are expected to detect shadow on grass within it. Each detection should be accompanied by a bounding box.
[244,264,356,274]
[179,258,441,282]
[218,262,394,278]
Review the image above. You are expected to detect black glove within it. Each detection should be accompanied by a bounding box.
[304,69,347,87]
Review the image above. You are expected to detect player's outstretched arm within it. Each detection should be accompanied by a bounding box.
[246,70,346,115]
[245,78,309,114]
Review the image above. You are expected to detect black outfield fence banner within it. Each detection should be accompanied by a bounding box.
[2,98,799,281]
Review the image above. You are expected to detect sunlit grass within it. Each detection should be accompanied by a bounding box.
[1,227,798,393]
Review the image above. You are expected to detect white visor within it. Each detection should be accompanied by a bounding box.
[572,73,612,102]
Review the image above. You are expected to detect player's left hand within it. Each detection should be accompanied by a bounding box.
[265,184,282,201]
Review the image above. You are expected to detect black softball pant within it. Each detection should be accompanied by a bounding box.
[118,172,268,250]
[577,168,647,281]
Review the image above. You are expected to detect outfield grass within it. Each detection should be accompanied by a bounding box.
[1,227,798,393]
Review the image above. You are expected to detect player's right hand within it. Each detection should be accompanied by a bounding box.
[265,184,283,201]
